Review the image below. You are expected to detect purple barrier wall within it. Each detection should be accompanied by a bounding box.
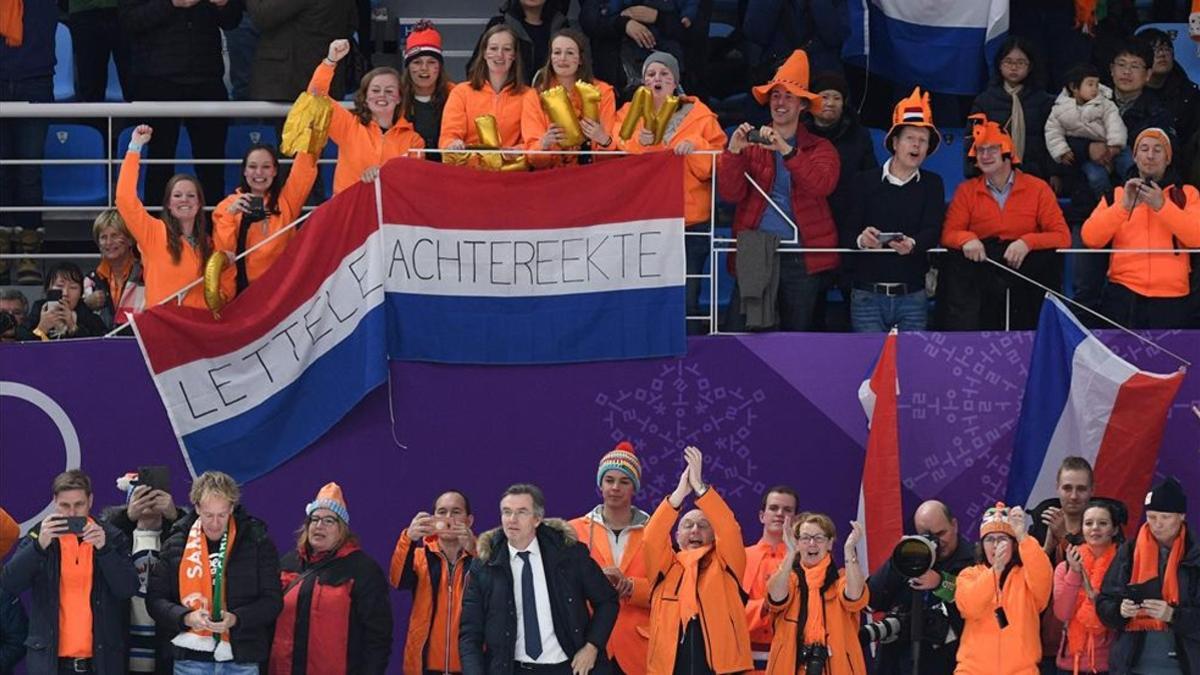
[2,332,1197,672]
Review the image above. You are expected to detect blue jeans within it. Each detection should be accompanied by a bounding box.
[174,661,259,675]
[0,75,52,230]
[850,288,928,332]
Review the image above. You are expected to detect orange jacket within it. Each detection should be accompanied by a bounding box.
[115,151,208,310]
[570,507,654,675]
[613,98,727,225]
[941,171,1070,251]
[521,79,618,169]
[954,536,1053,675]
[389,530,472,675]
[440,80,536,169]
[307,62,424,194]
[0,0,20,47]
[0,507,18,559]
[211,152,318,300]
[763,565,869,675]
[743,539,787,651]
[643,489,752,675]
[1081,183,1200,297]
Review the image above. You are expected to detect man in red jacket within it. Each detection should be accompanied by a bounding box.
[717,49,841,332]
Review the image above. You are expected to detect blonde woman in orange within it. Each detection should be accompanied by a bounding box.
[115,124,214,309]
[440,24,536,169]
[521,28,617,169]
[308,39,425,193]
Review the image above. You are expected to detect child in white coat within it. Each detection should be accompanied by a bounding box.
[1045,63,1130,196]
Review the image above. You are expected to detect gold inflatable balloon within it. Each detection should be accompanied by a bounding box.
[203,252,228,318]
[281,92,332,157]
[471,114,526,171]
[649,96,680,145]
[618,86,652,141]
[540,86,584,147]
[474,115,501,149]
[575,81,602,122]
[500,157,529,172]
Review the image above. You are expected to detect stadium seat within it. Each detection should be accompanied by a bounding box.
[105,57,124,102]
[697,251,734,311]
[924,127,966,201]
[709,22,735,39]
[43,124,106,206]
[53,23,75,102]
[116,126,148,200]
[319,142,339,198]
[868,127,889,165]
[175,127,197,179]
[1136,23,1200,86]
[225,125,280,193]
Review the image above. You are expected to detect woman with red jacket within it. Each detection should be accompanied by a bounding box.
[270,483,393,675]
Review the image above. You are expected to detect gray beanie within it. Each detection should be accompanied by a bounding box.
[641,51,681,87]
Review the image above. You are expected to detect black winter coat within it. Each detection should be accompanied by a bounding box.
[147,506,282,664]
[247,0,358,102]
[118,0,244,86]
[1097,527,1200,674]
[0,520,139,675]
[25,300,108,339]
[471,8,570,86]
[1117,88,1176,150]
[460,519,619,675]
[804,111,878,234]
[967,82,1054,179]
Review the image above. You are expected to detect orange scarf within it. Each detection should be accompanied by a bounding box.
[1066,544,1115,674]
[1127,523,1184,632]
[173,517,238,660]
[676,544,713,633]
[801,555,831,645]
[58,530,95,658]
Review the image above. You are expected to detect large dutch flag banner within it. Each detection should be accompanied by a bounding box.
[844,0,1010,95]
[856,329,903,574]
[133,154,686,481]
[1006,295,1185,531]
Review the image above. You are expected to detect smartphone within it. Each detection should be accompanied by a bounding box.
[45,289,63,303]
[138,465,171,492]
[64,516,87,535]
[1127,579,1162,603]
[430,515,453,532]
[246,195,266,222]
[876,232,905,244]
[746,129,769,145]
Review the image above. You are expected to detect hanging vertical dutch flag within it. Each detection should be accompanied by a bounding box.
[857,329,904,573]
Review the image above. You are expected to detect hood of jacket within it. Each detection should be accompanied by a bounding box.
[476,517,577,563]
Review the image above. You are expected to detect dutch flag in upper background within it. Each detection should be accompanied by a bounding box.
[1006,295,1186,531]
[844,0,1010,95]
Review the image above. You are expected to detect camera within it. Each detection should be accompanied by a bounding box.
[746,129,770,145]
[797,644,828,675]
[861,615,903,643]
[861,602,957,646]
[892,534,938,578]
[245,195,267,223]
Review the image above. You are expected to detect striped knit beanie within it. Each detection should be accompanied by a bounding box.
[597,441,642,492]
[307,482,350,524]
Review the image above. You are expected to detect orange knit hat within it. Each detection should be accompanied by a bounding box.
[307,482,350,524]
[979,502,1017,539]
[405,20,443,65]
[751,50,824,112]
[967,113,1021,165]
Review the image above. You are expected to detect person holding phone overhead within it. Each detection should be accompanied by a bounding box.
[0,470,138,675]
[842,87,945,333]
[1081,127,1200,329]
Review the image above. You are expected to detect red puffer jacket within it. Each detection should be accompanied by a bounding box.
[717,125,840,275]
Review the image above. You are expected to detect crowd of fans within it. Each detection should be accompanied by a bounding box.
[1,1,1199,341]
[0,447,1196,674]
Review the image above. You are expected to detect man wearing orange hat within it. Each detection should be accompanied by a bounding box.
[1082,127,1200,329]
[940,115,1070,330]
[843,87,945,332]
[718,49,841,332]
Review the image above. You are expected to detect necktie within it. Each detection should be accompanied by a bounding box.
[517,551,543,659]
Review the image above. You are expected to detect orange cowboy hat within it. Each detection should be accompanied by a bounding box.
[967,113,1021,165]
[751,50,824,112]
[885,86,942,155]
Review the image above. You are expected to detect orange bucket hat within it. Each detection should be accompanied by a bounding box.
[885,86,941,155]
[751,50,824,112]
[967,113,1021,165]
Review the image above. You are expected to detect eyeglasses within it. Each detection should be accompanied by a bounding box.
[797,535,828,544]
[1112,60,1147,72]
[976,145,1003,156]
[1000,58,1029,68]
[982,535,1010,545]
[308,516,339,527]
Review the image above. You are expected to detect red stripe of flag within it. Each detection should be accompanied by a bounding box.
[862,332,903,573]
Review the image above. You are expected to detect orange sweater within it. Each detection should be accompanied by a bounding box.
[521,79,618,168]
[644,489,752,675]
[764,567,869,675]
[212,152,318,300]
[613,98,727,225]
[307,62,424,194]
[743,539,787,652]
[1081,184,1200,297]
[115,151,208,309]
[570,510,654,675]
[389,530,471,675]
[954,537,1053,675]
[439,80,536,169]
[942,171,1070,251]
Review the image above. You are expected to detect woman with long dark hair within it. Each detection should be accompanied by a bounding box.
[400,21,454,158]
[211,144,317,299]
[967,36,1055,182]
[115,124,214,309]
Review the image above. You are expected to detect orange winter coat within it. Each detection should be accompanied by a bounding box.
[743,539,787,660]
[763,565,869,675]
[115,152,209,309]
[440,80,537,169]
[942,171,1070,251]
[211,152,317,301]
[613,98,727,225]
[954,537,1053,675]
[307,61,424,194]
[1081,183,1200,297]
[389,530,472,675]
[644,489,752,675]
[570,507,654,675]
[521,79,618,168]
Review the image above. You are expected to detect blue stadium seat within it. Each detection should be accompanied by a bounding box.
[116,126,148,200]
[319,141,338,198]
[225,125,280,193]
[924,127,966,201]
[54,23,75,102]
[697,252,734,311]
[43,124,106,205]
[1136,23,1200,87]
[709,22,735,39]
[105,56,124,102]
[175,128,197,179]
[869,127,889,165]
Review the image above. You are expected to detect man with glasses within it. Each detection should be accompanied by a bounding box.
[460,484,618,675]
[1110,38,1175,156]
[1140,28,1198,153]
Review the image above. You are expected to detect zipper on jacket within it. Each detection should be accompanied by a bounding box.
[442,552,456,674]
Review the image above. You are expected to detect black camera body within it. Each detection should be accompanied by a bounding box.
[245,195,267,223]
[797,644,829,675]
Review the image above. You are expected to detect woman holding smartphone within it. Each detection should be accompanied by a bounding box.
[211,144,318,301]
